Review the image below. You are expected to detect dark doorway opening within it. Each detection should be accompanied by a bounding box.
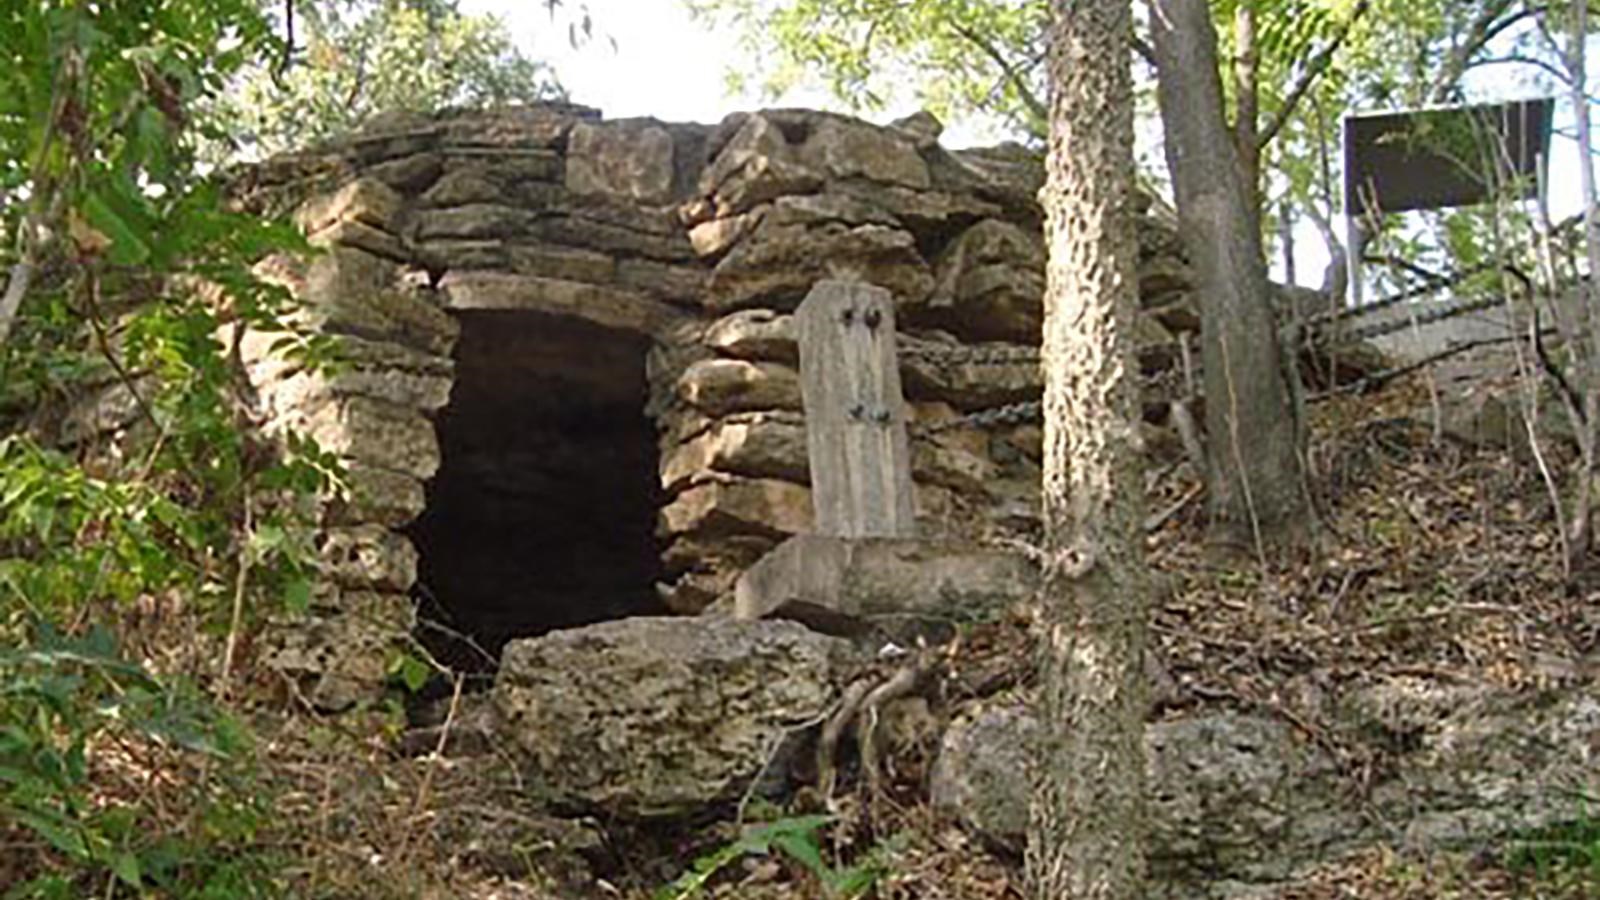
[408,310,668,676]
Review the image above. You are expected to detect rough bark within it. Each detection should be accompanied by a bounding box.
[1149,0,1305,549]
[1231,1,1260,218]
[1568,0,1600,566]
[1027,1,1149,898]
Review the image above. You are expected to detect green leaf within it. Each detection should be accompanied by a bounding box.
[772,830,830,879]
[398,653,431,694]
[284,577,312,614]
[14,808,89,859]
[82,191,151,266]
[111,851,141,888]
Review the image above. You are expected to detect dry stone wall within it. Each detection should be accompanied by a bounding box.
[231,102,1198,705]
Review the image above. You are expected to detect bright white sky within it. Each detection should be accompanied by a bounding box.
[464,0,1594,288]
[459,0,1010,144]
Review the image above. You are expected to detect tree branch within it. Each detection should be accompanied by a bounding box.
[1255,0,1370,153]
[1428,0,1528,103]
[0,263,32,351]
[951,22,1047,125]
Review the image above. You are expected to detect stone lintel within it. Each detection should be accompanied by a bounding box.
[733,533,1035,639]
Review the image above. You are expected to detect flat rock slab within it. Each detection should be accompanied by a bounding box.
[734,534,1036,639]
[493,616,858,818]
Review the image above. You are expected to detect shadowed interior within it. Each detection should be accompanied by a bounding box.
[408,310,667,673]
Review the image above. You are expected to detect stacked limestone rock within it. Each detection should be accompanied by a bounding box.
[239,183,461,708]
[651,108,1193,613]
[230,102,1198,704]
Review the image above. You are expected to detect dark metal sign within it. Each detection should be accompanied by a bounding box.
[1344,97,1554,217]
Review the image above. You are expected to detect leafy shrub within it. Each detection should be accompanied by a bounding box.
[657,814,887,900]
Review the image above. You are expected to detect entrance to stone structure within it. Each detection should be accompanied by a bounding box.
[407,310,667,675]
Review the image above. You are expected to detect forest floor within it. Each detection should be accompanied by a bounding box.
[182,375,1600,899]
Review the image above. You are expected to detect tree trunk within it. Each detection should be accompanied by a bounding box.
[1027,1,1149,898]
[1567,0,1600,565]
[1149,0,1305,550]
[1231,0,1261,220]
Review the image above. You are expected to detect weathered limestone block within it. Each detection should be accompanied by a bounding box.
[565,120,676,205]
[443,147,565,183]
[318,524,419,591]
[734,535,1035,637]
[700,115,823,216]
[898,335,1040,410]
[661,533,779,579]
[415,238,506,271]
[263,592,414,710]
[890,109,944,146]
[932,706,1329,871]
[658,478,813,538]
[675,358,803,415]
[505,242,617,283]
[366,152,443,193]
[441,271,683,337]
[329,464,427,527]
[341,115,441,163]
[688,208,766,259]
[1146,292,1201,333]
[922,218,1047,343]
[704,308,798,363]
[244,327,449,382]
[766,191,899,228]
[415,203,535,240]
[939,218,1046,274]
[660,412,808,490]
[293,395,441,479]
[911,431,1001,494]
[308,219,410,262]
[793,114,930,190]
[707,219,933,312]
[533,207,696,261]
[928,703,1035,848]
[1139,252,1196,297]
[421,167,503,207]
[256,247,459,356]
[493,617,858,816]
[442,103,597,149]
[616,257,709,305]
[296,177,405,236]
[260,341,453,414]
[938,143,1045,213]
[661,565,751,614]
[832,181,1002,236]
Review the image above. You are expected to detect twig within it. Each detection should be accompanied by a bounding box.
[855,660,926,804]
[392,673,463,866]
[1143,482,1203,533]
[816,678,874,804]
[219,490,254,700]
[738,708,830,826]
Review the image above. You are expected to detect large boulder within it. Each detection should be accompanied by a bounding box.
[932,686,1600,892]
[493,617,859,817]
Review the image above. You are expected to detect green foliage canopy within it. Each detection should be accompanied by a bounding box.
[220,0,564,159]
